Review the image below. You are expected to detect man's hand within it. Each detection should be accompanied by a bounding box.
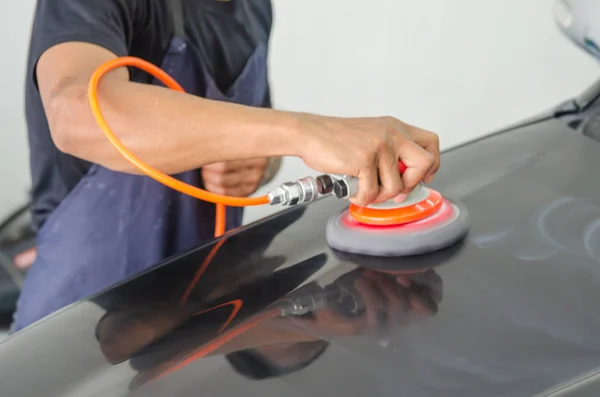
[295,114,440,207]
[202,158,271,197]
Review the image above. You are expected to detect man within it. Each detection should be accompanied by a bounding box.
[13,0,441,331]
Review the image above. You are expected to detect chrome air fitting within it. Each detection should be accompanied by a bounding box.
[268,177,319,206]
[331,175,359,199]
[268,174,337,206]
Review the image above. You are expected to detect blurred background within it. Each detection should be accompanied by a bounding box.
[0,0,597,228]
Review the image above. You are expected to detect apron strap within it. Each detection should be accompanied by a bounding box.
[167,0,186,39]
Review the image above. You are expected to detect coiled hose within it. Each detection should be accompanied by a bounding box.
[88,56,271,237]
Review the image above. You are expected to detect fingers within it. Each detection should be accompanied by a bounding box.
[312,308,367,337]
[352,148,406,206]
[409,289,438,316]
[203,182,258,197]
[354,277,387,330]
[201,160,245,173]
[406,126,440,184]
[351,162,379,207]
[397,141,435,193]
[202,158,267,173]
[202,170,262,196]
[201,158,267,196]
[352,124,439,205]
[406,270,442,314]
[377,275,410,326]
[202,167,263,188]
[373,150,404,204]
[423,269,443,303]
[396,275,412,288]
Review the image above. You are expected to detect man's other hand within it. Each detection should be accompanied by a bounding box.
[202,158,271,197]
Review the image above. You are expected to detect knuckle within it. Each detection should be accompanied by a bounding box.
[389,184,403,197]
[355,151,373,167]
[363,187,378,202]
[382,180,402,197]
[212,173,224,185]
[214,161,229,172]
[402,175,420,191]
[251,172,262,185]
[379,116,397,125]
[208,185,225,195]
[418,151,435,168]
[403,180,418,191]
[392,133,410,148]
[373,140,389,155]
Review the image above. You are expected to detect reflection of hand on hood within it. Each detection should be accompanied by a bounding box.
[226,339,329,380]
[225,267,443,381]
[124,266,443,389]
[284,268,443,339]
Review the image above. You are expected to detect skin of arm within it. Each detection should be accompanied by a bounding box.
[38,42,301,175]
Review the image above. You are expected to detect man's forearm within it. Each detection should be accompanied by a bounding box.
[50,79,301,175]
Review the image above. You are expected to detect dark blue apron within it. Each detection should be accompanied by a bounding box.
[12,14,269,332]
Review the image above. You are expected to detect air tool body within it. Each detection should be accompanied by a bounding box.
[267,160,469,257]
[267,162,407,205]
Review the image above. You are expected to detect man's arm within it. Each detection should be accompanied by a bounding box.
[38,42,300,175]
[38,40,444,206]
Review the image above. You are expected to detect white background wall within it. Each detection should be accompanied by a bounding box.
[0,2,35,220]
[0,0,597,224]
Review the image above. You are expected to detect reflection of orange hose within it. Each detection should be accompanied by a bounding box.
[140,307,281,387]
[89,58,284,387]
[179,239,226,304]
[193,299,244,334]
[88,56,270,237]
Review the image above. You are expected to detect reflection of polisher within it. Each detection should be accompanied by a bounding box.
[278,269,441,319]
[279,282,366,317]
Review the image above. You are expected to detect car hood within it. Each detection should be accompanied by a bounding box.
[2,115,600,397]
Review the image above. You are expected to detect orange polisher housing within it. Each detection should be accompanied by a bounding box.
[349,188,444,226]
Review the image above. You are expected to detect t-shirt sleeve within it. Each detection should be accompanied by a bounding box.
[29,0,137,87]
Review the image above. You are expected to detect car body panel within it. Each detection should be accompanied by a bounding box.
[2,108,600,397]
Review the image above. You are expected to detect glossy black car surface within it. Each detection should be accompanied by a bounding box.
[2,82,600,397]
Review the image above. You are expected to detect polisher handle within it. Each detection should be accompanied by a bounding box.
[398,161,407,174]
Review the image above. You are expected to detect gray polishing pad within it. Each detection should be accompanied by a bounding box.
[326,197,469,257]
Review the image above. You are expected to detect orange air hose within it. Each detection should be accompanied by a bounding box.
[88,57,270,237]
[88,58,285,384]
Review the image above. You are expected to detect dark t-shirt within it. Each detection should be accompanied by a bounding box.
[25,0,273,231]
